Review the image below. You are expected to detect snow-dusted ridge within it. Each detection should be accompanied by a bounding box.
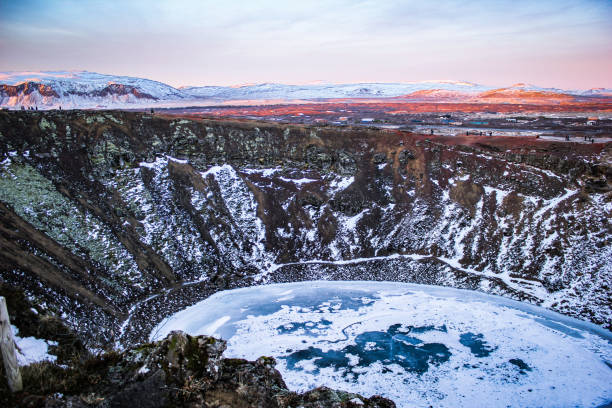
[0,71,188,109]
[180,80,494,100]
[1,70,609,109]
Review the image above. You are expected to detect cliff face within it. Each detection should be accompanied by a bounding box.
[0,110,610,348]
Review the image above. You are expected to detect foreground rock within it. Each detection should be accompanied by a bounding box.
[1,331,395,408]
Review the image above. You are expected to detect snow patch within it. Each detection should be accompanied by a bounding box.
[328,176,354,195]
[12,325,57,365]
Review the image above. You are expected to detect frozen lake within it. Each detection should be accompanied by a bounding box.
[151,281,612,408]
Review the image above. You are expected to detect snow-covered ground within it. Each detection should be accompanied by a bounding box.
[150,281,612,408]
[11,325,57,365]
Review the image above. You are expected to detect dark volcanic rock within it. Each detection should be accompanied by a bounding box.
[397,149,415,165]
[1,331,395,408]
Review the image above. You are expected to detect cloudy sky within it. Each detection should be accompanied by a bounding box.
[1,0,610,88]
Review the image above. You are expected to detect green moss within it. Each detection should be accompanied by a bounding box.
[0,349,122,401]
[257,356,276,365]
[336,391,358,402]
[0,160,144,293]
[223,358,249,368]
[184,336,209,374]
[104,114,123,124]
[85,115,106,125]
[167,333,184,353]
[19,361,71,395]
[39,117,57,132]
[133,342,156,353]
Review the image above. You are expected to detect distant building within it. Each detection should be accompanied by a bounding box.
[361,118,374,123]
[586,120,597,126]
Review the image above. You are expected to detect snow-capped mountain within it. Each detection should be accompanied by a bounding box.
[490,83,612,97]
[180,80,492,100]
[0,71,609,109]
[0,71,186,109]
[580,88,612,97]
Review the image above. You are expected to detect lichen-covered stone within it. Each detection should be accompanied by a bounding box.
[1,331,396,408]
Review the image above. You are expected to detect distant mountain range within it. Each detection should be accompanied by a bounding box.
[1,71,610,109]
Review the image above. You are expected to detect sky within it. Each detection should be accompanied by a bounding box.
[0,0,611,89]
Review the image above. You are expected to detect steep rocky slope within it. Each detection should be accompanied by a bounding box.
[0,110,610,350]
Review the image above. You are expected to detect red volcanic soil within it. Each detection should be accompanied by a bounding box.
[178,101,612,118]
[478,89,576,101]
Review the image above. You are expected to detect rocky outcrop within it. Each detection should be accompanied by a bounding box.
[0,83,59,98]
[1,331,395,408]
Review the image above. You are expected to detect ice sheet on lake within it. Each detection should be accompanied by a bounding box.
[150,281,612,408]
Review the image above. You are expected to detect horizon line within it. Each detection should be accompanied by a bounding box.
[1,70,610,92]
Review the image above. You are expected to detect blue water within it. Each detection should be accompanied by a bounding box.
[459,332,498,357]
[283,323,452,376]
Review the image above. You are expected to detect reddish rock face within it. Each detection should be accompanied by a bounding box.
[449,180,484,214]
[0,82,60,98]
[0,82,156,102]
[0,110,610,349]
[92,83,157,99]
